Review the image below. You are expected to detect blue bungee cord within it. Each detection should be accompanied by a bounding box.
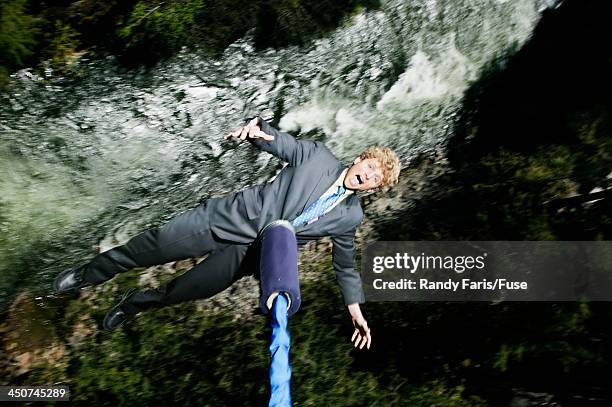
[259,220,301,406]
[268,293,291,407]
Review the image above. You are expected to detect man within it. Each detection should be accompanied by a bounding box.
[54,116,400,350]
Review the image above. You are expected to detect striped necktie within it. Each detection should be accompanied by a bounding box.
[292,185,346,228]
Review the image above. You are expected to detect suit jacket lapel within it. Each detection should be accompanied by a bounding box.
[300,164,344,212]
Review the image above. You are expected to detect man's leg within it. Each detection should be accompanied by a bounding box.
[119,242,259,315]
[83,201,215,285]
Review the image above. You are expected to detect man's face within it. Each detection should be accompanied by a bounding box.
[344,157,383,191]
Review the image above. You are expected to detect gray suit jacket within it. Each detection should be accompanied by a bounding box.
[207,117,365,305]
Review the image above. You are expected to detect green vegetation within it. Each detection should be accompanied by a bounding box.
[12,259,607,405]
[117,0,206,62]
[14,258,486,406]
[46,20,80,70]
[0,0,380,87]
[0,0,39,86]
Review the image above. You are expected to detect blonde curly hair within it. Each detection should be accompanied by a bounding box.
[359,146,400,191]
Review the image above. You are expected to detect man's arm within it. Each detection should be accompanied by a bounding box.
[332,229,372,349]
[332,228,365,305]
[228,117,321,166]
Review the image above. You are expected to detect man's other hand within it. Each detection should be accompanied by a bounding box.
[224,117,274,141]
[348,303,372,350]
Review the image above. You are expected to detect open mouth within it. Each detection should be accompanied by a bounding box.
[356,174,363,185]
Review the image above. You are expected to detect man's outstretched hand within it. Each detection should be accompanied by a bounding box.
[224,117,275,141]
[348,303,372,350]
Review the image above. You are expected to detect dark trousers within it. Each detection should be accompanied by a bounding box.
[82,202,258,314]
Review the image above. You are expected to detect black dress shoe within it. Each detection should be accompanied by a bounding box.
[53,266,92,293]
[103,288,138,331]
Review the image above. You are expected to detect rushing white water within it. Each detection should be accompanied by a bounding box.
[0,0,552,307]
